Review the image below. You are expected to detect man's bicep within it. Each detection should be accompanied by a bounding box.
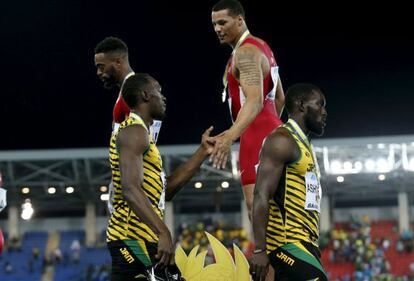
[236,47,263,96]
[118,126,149,180]
[256,133,293,195]
[255,145,284,195]
[119,126,148,156]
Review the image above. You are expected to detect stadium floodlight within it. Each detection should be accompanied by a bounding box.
[410,157,414,170]
[354,161,363,172]
[336,176,344,183]
[330,160,342,173]
[377,143,386,149]
[376,158,389,173]
[221,181,229,188]
[365,159,376,171]
[21,199,34,220]
[343,161,353,172]
[324,142,396,175]
[402,143,414,171]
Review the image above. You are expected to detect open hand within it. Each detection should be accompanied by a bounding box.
[209,130,234,169]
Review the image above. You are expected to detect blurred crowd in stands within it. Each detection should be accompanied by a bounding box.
[320,215,414,281]
[175,218,255,263]
[1,215,414,281]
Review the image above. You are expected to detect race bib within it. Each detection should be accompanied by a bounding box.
[0,188,7,213]
[304,172,321,213]
[107,182,115,214]
[158,171,167,210]
[150,120,162,144]
[113,123,120,133]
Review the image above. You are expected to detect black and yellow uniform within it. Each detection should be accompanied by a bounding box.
[267,119,327,280]
[107,112,166,280]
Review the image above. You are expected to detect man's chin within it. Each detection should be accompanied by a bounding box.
[313,128,324,137]
[154,113,166,120]
[103,82,116,90]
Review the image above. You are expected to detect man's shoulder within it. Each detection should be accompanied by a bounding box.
[262,126,297,161]
[118,124,150,152]
[249,35,267,45]
[264,126,294,148]
[237,36,270,58]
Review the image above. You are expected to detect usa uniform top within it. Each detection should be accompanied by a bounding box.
[225,36,283,185]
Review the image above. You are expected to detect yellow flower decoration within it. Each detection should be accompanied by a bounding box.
[175,232,251,281]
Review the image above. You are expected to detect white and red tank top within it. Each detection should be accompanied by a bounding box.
[225,37,282,126]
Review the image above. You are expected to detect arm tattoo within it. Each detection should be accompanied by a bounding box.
[237,53,261,86]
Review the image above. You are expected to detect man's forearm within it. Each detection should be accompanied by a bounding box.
[166,146,208,200]
[124,187,169,235]
[228,97,263,140]
[252,196,270,250]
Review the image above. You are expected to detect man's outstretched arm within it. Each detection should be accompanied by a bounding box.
[211,45,264,169]
[166,126,214,200]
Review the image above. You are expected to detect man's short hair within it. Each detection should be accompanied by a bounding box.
[94,36,128,55]
[212,0,245,19]
[122,73,154,109]
[285,83,321,115]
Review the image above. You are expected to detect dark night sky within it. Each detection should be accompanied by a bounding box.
[1,1,413,150]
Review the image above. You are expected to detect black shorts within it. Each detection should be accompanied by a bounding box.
[108,239,157,280]
[268,241,328,281]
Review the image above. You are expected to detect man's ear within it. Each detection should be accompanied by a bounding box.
[114,57,123,68]
[237,16,244,27]
[298,99,306,113]
[141,90,150,102]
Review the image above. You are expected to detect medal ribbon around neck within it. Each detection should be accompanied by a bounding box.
[221,30,250,102]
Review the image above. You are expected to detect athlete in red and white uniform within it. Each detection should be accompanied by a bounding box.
[212,1,285,221]
[111,72,134,131]
[113,88,130,125]
[227,37,283,185]
[94,37,134,128]
[94,37,162,141]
